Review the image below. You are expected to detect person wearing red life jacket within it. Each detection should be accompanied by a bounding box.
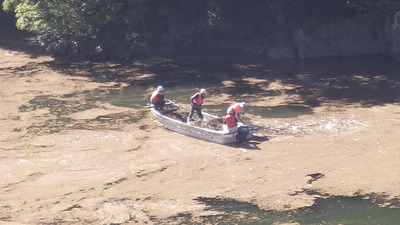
[187,88,207,123]
[150,85,165,110]
[223,108,238,133]
[227,102,246,123]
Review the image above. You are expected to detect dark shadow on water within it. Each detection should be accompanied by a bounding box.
[27,50,400,110]
[160,196,400,225]
[149,53,400,108]
[2,23,399,109]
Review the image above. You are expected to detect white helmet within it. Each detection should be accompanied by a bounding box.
[239,102,246,108]
[200,88,207,94]
[157,85,164,92]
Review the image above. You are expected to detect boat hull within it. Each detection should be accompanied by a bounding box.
[151,108,256,144]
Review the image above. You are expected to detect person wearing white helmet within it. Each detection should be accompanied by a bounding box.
[227,101,246,123]
[187,88,207,123]
[150,85,165,110]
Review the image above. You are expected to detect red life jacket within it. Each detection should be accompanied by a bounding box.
[224,114,237,127]
[150,91,163,102]
[192,92,203,106]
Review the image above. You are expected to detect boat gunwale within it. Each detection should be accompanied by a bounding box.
[151,108,231,135]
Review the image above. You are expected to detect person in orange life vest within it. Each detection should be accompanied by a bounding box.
[223,108,238,133]
[187,88,207,123]
[150,85,165,110]
[227,102,246,123]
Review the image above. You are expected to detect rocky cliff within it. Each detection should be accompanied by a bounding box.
[265,13,400,60]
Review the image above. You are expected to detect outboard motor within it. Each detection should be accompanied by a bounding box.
[236,126,249,143]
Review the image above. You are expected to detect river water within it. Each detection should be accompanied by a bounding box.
[81,54,400,224]
[163,196,400,224]
[93,54,399,117]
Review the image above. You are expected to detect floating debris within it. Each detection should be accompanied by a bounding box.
[163,104,364,136]
[193,119,223,130]
[163,107,223,130]
[255,118,364,137]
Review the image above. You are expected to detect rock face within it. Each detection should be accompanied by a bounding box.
[266,13,400,60]
[390,11,400,60]
[294,16,389,58]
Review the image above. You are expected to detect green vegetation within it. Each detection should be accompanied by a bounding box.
[2,0,400,59]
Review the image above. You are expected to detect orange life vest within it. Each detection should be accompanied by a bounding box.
[229,103,243,114]
[192,92,203,106]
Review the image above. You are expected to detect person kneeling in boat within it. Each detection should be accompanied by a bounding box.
[150,85,165,110]
[227,102,246,123]
[187,88,207,123]
[223,108,238,133]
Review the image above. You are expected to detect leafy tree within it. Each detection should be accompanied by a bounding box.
[2,0,211,59]
[3,0,143,58]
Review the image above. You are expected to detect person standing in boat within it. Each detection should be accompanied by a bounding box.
[227,102,246,123]
[223,108,238,133]
[187,88,207,123]
[150,85,165,110]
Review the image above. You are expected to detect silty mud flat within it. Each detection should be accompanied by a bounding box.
[1,29,400,224]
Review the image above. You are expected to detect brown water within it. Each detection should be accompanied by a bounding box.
[10,53,400,224]
[94,54,400,119]
[82,54,400,224]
